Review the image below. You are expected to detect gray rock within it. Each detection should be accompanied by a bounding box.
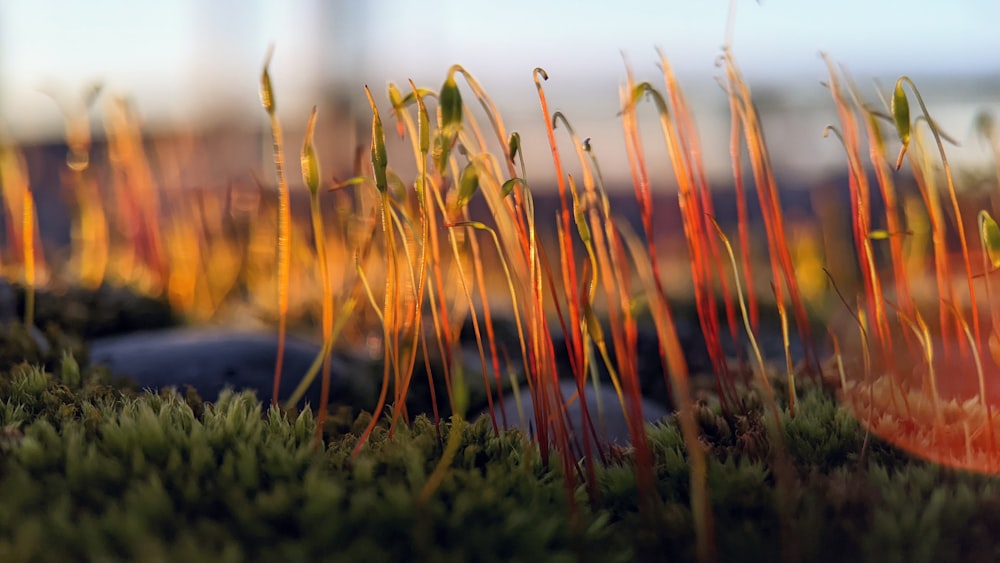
[491,380,669,448]
[88,328,350,407]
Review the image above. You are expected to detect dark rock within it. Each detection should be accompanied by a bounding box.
[87,328,351,407]
[491,380,669,448]
[7,282,177,339]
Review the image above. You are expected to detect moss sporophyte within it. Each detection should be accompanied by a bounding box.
[2,13,1000,562]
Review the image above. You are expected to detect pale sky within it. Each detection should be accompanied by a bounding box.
[1,0,997,182]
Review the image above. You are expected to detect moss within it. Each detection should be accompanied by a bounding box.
[781,389,864,470]
[0,367,625,562]
[2,343,1000,561]
[0,322,85,378]
[595,381,1000,562]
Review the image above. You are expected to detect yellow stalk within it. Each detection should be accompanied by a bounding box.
[709,218,779,428]
[418,415,465,507]
[774,286,796,418]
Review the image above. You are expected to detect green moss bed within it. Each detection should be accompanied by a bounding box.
[0,321,999,562]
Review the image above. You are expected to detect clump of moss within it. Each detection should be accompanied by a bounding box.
[598,379,1000,562]
[0,320,89,388]
[2,346,1000,561]
[0,365,625,562]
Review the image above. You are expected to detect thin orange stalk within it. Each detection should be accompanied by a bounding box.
[554,203,604,471]
[443,104,521,433]
[606,225,651,469]
[712,217,802,561]
[658,50,742,356]
[0,146,43,325]
[383,196,415,432]
[534,71,584,390]
[976,212,998,462]
[896,78,979,353]
[824,267,901,416]
[710,218,780,428]
[622,77,734,408]
[352,85,401,458]
[389,80,440,431]
[466,224,506,432]
[946,298,995,469]
[821,61,893,367]
[448,219,531,429]
[887,301,943,430]
[724,82,758,334]
[552,113,630,420]
[906,132,958,354]
[22,169,36,328]
[841,69,914,322]
[437,72,547,441]
[259,49,292,409]
[822,123,894,374]
[721,49,819,375]
[351,192,399,457]
[422,153,458,427]
[773,283,796,417]
[300,106,335,446]
[620,222,714,563]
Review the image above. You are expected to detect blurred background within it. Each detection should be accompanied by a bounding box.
[2,0,999,191]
